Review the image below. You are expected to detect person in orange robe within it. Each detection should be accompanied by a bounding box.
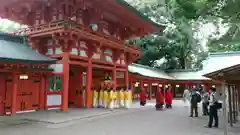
[165,89,173,109]
[139,90,146,106]
[155,88,164,110]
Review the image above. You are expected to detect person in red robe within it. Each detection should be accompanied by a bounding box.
[155,88,164,110]
[165,89,173,109]
[139,90,146,106]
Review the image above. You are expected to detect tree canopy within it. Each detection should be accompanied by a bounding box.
[127,0,240,69]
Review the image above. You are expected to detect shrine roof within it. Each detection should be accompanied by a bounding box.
[201,52,240,78]
[116,0,165,29]
[128,64,210,81]
[167,70,210,81]
[128,64,174,80]
[0,32,56,64]
[0,0,165,33]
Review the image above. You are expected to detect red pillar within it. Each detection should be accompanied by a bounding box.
[61,53,70,112]
[11,73,18,115]
[140,79,144,91]
[125,67,129,88]
[86,58,92,108]
[39,76,46,110]
[113,64,117,89]
[44,76,49,109]
[149,82,152,100]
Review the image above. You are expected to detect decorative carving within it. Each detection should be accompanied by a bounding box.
[52,31,79,52]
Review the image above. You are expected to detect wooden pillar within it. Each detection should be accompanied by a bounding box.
[61,53,70,112]
[237,85,240,113]
[39,75,46,110]
[112,64,117,89]
[205,84,210,94]
[140,79,144,91]
[228,85,233,126]
[232,85,236,123]
[149,82,152,100]
[11,73,18,115]
[125,67,129,89]
[86,57,92,108]
[238,85,240,112]
[44,76,49,109]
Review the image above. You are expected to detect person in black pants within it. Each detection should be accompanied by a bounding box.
[202,90,209,115]
[205,88,218,128]
[189,89,199,117]
[208,105,218,128]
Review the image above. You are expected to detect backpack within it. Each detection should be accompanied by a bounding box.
[197,94,201,103]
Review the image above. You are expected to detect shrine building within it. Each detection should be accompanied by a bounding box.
[0,0,164,115]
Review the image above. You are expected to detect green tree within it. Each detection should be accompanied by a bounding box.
[165,0,240,52]
[128,0,207,69]
[0,19,21,33]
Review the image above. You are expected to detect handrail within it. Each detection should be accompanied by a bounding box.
[13,20,140,51]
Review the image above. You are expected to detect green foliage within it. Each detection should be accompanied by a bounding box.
[0,19,21,33]
[128,0,207,69]
[169,0,240,52]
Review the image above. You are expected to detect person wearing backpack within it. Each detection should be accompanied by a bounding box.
[205,88,219,128]
[189,88,201,117]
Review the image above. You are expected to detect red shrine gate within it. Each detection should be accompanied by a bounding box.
[0,0,162,114]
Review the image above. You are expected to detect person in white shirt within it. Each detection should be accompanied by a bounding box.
[205,88,219,128]
[182,89,190,107]
[202,90,209,115]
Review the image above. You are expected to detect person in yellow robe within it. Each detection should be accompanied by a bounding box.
[93,87,99,108]
[99,86,104,108]
[113,88,118,108]
[109,87,114,109]
[119,87,125,108]
[129,88,133,105]
[124,88,130,109]
[116,88,120,108]
[103,88,108,108]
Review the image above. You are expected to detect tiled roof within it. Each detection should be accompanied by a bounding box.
[128,64,174,80]
[201,52,240,76]
[167,70,210,81]
[129,52,240,81]
[0,32,56,64]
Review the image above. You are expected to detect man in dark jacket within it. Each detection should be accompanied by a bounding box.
[189,88,201,117]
